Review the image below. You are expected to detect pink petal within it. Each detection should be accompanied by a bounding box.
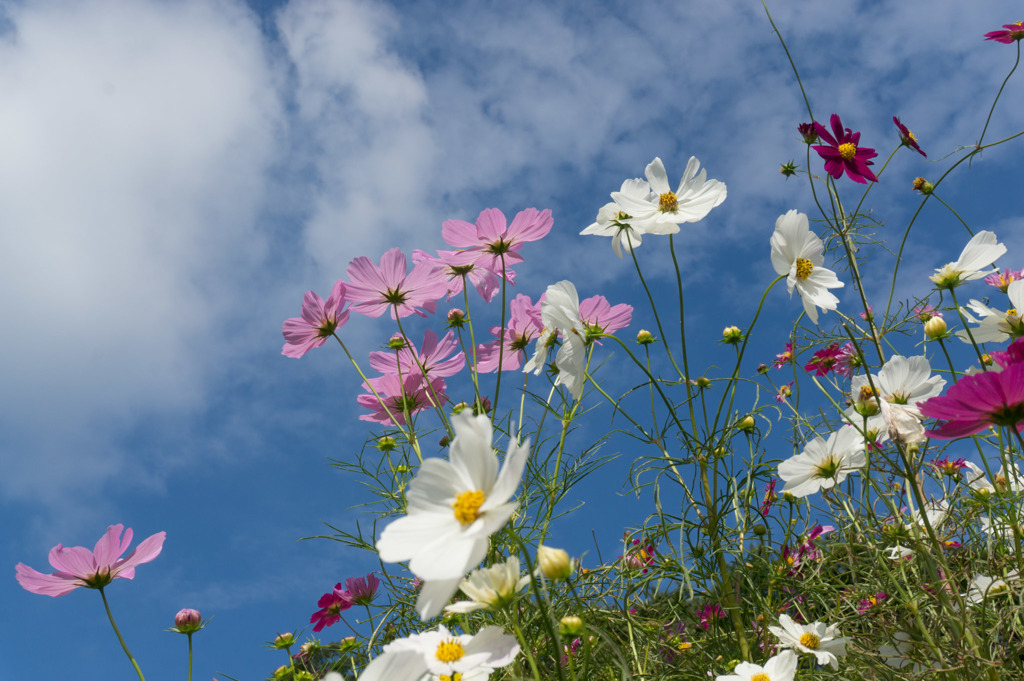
[15,563,81,597]
[441,219,481,248]
[507,208,553,242]
[378,248,409,287]
[48,545,98,578]
[112,531,165,578]
[474,208,508,241]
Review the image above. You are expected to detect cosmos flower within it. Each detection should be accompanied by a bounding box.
[847,354,945,444]
[893,116,926,157]
[580,178,654,258]
[310,583,352,633]
[368,329,465,379]
[769,614,847,670]
[610,157,727,234]
[812,114,878,184]
[476,294,544,373]
[344,573,380,607]
[578,295,633,342]
[354,626,519,681]
[413,248,504,303]
[965,571,1018,605]
[357,372,449,425]
[441,207,553,279]
[957,279,1024,343]
[985,268,1023,293]
[281,280,349,359]
[770,210,844,324]
[985,21,1024,43]
[774,342,793,369]
[525,281,588,399]
[714,650,797,681]
[444,557,530,613]
[16,525,166,597]
[857,592,888,614]
[929,230,1007,289]
[920,361,1024,438]
[376,412,529,619]
[345,248,449,319]
[804,343,842,377]
[778,425,865,497]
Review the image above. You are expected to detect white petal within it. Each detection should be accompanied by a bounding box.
[487,438,529,507]
[644,157,670,195]
[377,512,459,563]
[416,576,463,620]
[356,650,428,681]
[408,534,488,581]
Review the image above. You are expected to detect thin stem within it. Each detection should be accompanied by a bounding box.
[99,587,146,681]
[978,41,1021,148]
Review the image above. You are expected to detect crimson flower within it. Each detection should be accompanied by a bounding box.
[310,583,352,632]
[985,21,1024,44]
[920,351,1024,439]
[805,343,842,376]
[812,114,878,184]
[16,524,166,597]
[893,117,926,157]
[281,280,349,359]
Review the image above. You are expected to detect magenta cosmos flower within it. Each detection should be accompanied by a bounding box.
[310,582,352,632]
[985,21,1024,44]
[441,207,553,279]
[344,572,380,606]
[281,280,349,358]
[920,361,1024,439]
[813,114,878,184]
[16,524,166,596]
[345,248,449,319]
[893,117,926,157]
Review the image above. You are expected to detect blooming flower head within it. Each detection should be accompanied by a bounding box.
[345,573,380,607]
[769,614,847,670]
[477,294,544,373]
[957,279,1024,344]
[715,650,798,681]
[985,21,1024,43]
[368,329,465,379]
[281,280,349,358]
[774,342,793,369]
[16,524,166,597]
[345,247,449,319]
[893,116,926,157]
[442,207,553,278]
[445,557,530,613]
[622,535,656,571]
[355,625,519,681]
[610,157,727,234]
[965,571,1019,604]
[698,603,726,630]
[413,248,504,303]
[985,268,1023,293]
[770,210,844,324]
[580,178,653,258]
[804,343,842,377]
[778,425,865,498]
[525,281,588,399]
[929,457,968,477]
[857,592,888,614]
[812,114,878,183]
[760,479,778,516]
[310,583,352,632]
[775,381,793,404]
[376,411,529,619]
[929,230,1007,289]
[357,372,449,426]
[920,361,1024,438]
[578,295,633,343]
[847,354,945,444]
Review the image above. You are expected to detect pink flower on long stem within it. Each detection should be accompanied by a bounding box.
[773,342,793,369]
[986,268,1024,293]
[412,248,506,303]
[477,294,544,373]
[345,248,448,319]
[985,21,1024,44]
[441,207,553,279]
[281,280,349,359]
[368,329,465,379]
[697,603,726,630]
[16,524,166,597]
[804,343,842,376]
[893,117,926,157]
[920,363,1024,439]
[812,114,878,184]
[579,295,633,342]
[344,572,380,606]
[357,372,448,425]
[310,582,352,632]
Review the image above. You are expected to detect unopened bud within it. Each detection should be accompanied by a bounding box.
[981,353,994,366]
[694,376,711,389]
[376,436,397,452]
[386,334,406,350]
[798,122,818,144]
[559,615,585,635]
[779,161,797,178]
[924,316,947,339]
[173,608,203,635]
[536,545,573,581]
[446,308,466,327]
[636,329,655,345]
[738,416,756,432]
[273,633,295,649]
[721,326,744,344]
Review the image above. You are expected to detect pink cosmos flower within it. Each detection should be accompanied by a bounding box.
[804,343,842,376]
[893,117,926,157]
[920,363,1024,439]
[441,207,553,279]
[345,248,448,319]
[985,21,1024,44]
[310,582,352,632]
[368,329,465,379]
[813,114,878,184]
[835,342,859,378]
[697,603,726,630]
[760,479,778,517]
[776,382,794,404]
[344,572,380,606]
[621,535,656,572]
[357,372,448,425]
[281,280,349,359]
[797,122,818,144]
[412,248,505,303]
[913,304,942,322]
[857,592,888,614]
[578,295,633,342]
[773,342,793,369]
[986,268,1024,293]
[476,294,544,373]
[16,524,166,597]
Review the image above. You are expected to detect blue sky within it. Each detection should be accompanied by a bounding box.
[2,0,1023,679]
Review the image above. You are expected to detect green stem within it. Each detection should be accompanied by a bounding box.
[98,587,146,681]
[978,41,1021,148]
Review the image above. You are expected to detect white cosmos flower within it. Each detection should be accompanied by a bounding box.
[847,355,945,443]
[957,279,1024,343]
[444,557,530,613]
[929,230,1007,288]
[354,625,520,681]
[580,178,653,258]
[965,571,1019,605]
[525,281,588,399]
[714,650,797,681]
[770,209,844,324]
[376,412,529,619]
[778,425,865,498]
[612,156,726,234]
[769,614,847,670]
[879,632,938,672]
[964,460,1024,494]
[884,544,914,560]
[907,500,947,530]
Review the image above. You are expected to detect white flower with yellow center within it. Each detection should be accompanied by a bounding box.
[778,425,865,498]
[965,571,1019,605]
[525,281,587,400]
[957,279,1024,343]
[376,412,529,619]
[964,461,1024,494]
[768,614,847,670]
[580,178,653,258]
[846,355,945,444]
[353,625,520,681]
[714,650,797,681]
[612,156,726,234]
[445,557,530,613]
[929,230,1006,289]
[770,210,844,324]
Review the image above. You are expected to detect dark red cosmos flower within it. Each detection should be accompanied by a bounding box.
[893,117,926,157]
[985,22,1024,44]
[812,114,878,184]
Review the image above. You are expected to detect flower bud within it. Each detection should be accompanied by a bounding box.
[779,161,797,178]
[912,177,933,194]
[173,608,203,634]
[982,353,994,366]
[273,632,295,649]
[559,615,585,635]
[752,524,767,537]
[738,416,756,432]
[798,122,818,144]
[757,363,768,374]
[721,326,744,344]
[386,333,406,350]
[694,376,711,389]
[636,329,655,345]
[924,316,947,339]
[447,309,466,327]
[376,436,397,452]
[536,545,573,581]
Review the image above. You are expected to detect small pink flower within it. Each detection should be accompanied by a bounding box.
[985,268,1024,292]
[16,524,166,597]
[773,342,793,369]
[367,329,465,379]
[857,592,887,614]
[476,294,544,373]
[776,382,794,404]
[357,372,448,425]
[804,343,842,376]
[760,479,778,517]
[345,248,448,319]
[310,583,352,632]
[985,21,1024,44]
[812,114,878,184]
[578,295,633,342]
[913,305,942,322]
[344,573,380,606]
[835,342,859,379]
[893,117,926,157]
[621,535,656,571]
[928,457,967,476]
[441,207,553,278]
[173,608,204,634]
[281,280,349,359]
[697,603,726,630]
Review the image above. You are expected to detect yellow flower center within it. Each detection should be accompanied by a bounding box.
[858,385,876,402]
[439,675,463,681]
[452,490,486,525]
[750,674,771,681]
[1007,308,1018,318]
[615,211,630,221]
[838,142,857,160]
[436,639,465,663]
[795,258,814,280]
[659,191,678,212]
[800,632,821,649]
